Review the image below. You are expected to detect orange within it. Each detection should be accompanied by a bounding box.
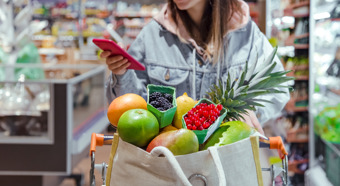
[118,109,159,147]
[107,93,147,127]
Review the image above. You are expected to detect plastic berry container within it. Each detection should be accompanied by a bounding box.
[182,98,227,144]
[147,84,177,128]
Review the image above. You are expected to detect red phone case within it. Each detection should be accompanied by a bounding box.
[92,38,145,71]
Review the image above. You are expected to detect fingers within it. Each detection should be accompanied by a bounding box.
[250,115,264,135]
[106,55,124,66]
[240,115,252,127]
[100,51,111,58]
[107,57,130,75]
[117,42,125,49]
[247,111,264,135]
[240,111,265,135]
[102,54,130,75]
[108,59,130,75]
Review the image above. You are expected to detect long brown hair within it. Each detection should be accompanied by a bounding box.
[168,0,242,64]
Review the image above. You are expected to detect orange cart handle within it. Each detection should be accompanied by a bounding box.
[89,133,104,156]
[269,136,288,160]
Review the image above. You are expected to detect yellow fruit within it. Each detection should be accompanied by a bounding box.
[160,125,178,133]
[172,92,196,129]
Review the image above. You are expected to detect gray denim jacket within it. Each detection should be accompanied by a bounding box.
[105,19,290,124]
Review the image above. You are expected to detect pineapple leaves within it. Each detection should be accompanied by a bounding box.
[251,98,274,104]
[229,88,234,98]
[206,47,294,121]
[235,61,248,89]
[245,52,258,81]
[269,70,292,77]
[255,46,278,73]
[234,85,249,97]
[248,76,271,90]
[250,62,277,82]
[246,100,265,107]
[226,74,231,92]
[233,89,269,100]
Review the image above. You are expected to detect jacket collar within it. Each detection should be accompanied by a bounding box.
[153,0,250,55]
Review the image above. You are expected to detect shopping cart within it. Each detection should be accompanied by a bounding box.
[89,133,288,186]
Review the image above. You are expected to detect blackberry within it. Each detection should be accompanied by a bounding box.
[164,93,173,103]
[149,92,162,102]
[157,107,166,111]
[156,97,173,111]
[156,97,170,105]
[150,100,160,108]
[163,102,173,110]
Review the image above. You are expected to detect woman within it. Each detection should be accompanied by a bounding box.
[101,0,290,134]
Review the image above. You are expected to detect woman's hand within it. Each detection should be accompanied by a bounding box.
[240,110,264,135]
[100,51,130,75]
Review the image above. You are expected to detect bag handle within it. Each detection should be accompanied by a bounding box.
[207,147,227,186]
[150,146,227,186]
[150,146,192,186]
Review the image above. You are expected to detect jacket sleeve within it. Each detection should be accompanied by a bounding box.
[105,30,149,104]
[250,25,291,124]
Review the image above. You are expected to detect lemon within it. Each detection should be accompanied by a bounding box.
[203,121,256,150]
[172,92,196,129]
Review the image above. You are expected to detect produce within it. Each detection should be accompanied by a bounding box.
[118,109,159,147]
[184,102,223,130]
[172,92,196,129]
[146,128,199,155]
[314,104,340,143]
[107,93,147,127]
[160,125,178,133]
[202,121,256,150]
[149,91,173,111]
[206,47,294,121]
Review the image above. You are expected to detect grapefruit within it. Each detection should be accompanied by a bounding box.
[117,109,159,147]
[107,93,147,127]
[172,92,196,129]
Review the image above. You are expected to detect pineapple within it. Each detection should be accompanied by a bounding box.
[206,47,294,121]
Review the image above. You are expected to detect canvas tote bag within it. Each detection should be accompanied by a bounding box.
[107,135,263,186]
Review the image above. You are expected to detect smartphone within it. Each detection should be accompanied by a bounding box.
[92,38,145,71]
